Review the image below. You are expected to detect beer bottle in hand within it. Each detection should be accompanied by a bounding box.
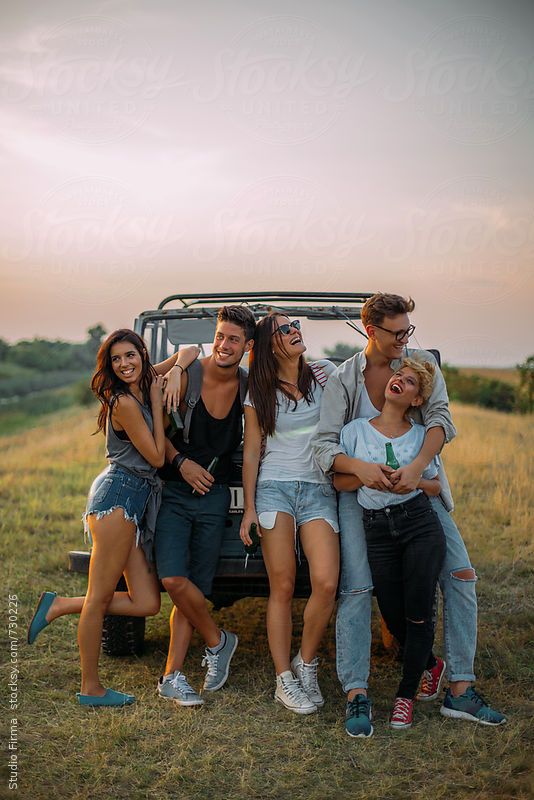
[385,442,400,471]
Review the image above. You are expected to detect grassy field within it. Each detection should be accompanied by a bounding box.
[1,403,533,800]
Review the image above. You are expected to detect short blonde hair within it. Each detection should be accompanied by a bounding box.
[399,357,435,402]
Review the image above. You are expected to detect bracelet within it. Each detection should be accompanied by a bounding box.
[172,454,187,471]
[173,363,184,374]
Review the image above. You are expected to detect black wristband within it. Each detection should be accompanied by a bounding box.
[172,454,187,471]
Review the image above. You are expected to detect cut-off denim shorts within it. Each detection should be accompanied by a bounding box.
[255,479,339,536]
[83,464,151,546]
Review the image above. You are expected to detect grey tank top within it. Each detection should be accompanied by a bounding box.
[106,396,157,478]
[105,395,162,564]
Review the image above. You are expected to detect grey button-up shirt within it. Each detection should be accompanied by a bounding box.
[313,348,457,511]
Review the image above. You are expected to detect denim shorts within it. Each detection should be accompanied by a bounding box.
[83,464,151,545]
[255,480,339,533]
[154,481,231,596]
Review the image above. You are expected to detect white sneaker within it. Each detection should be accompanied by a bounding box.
[274,671,317,715]
[291,651,324,707]
[157,670,204,706]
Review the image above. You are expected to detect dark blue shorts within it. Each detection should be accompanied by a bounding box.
[154,481,231,596]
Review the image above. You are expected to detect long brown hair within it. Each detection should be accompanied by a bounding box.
[91,329,155,434]
[248,313,315,437]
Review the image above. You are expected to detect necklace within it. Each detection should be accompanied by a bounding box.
[369,418,410,438]
[279,379,298,388]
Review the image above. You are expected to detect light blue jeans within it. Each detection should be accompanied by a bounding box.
[336,492,477,693]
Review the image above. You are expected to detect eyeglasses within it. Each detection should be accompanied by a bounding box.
[373,323,416,342]
[272,320,301,336]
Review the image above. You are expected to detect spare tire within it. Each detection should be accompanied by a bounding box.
[102,615,145,657]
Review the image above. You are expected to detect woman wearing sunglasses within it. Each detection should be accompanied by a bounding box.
[240,313,339,714]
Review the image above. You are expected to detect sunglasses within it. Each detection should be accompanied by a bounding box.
[272,320,301,336]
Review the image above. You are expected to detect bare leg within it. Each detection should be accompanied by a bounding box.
[164,605,194,674]
[450,680,472,697]
[260,513,296,675]
[299,519,339,663]
[77,510,136,696]
[161,576,220,649]
[45,543,160,622]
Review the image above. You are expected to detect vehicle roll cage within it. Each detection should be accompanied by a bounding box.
[157,291,374,310]
[134,292,376,363]
[137,291,374,327]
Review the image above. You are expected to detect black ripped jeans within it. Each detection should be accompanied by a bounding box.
[363,492,446,699]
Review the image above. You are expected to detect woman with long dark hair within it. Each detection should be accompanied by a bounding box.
[28,329,197,706]
[240,313,339,714]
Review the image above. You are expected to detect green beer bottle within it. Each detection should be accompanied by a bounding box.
[192,456,219,496]
[385,442,400,470]
[244,522,261,568]
[244,522,260,556]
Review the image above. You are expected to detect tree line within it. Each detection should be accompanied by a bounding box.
[0,325,106,372]
[0,333,532,414]
[323,343,533,414]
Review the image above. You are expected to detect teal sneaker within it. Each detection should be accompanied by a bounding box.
[27,591,57,644]
[76,688,135,706]
[345,694,373,738]
[440,687,507,726]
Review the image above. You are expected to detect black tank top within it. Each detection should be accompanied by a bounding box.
[160,392,242,484]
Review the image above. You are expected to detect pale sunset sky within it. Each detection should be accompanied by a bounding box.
[1,0,533,365]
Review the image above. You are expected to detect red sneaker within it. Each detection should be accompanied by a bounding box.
[417,657,446,702]
[390,697,413,729]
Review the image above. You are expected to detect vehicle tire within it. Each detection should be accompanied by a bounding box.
[101,615,146,657]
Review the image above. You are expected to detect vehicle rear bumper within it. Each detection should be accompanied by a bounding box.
[68,550,312,605]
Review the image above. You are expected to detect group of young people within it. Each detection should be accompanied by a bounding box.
[27,293,507,733]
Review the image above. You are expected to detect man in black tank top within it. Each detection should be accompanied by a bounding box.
[154,306,255,706]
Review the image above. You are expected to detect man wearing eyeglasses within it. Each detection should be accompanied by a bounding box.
[313,292,506,737]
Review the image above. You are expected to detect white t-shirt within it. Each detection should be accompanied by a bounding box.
[340,417,439,510]
[245,360,336,484]
[356,382,380,419]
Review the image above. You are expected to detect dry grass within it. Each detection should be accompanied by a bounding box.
[1,404,533,800]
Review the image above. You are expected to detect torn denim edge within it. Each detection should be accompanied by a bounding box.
[339,585,373,595]
[298,514,340,534]
[256,510,302,565]
[450,568,478,582]
[82,506,141,548]
[243,516,302,570]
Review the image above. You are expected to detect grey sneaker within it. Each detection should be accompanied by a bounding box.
[157,670,203,707]
[275,671,317,715]
[291,651,324,707]
[202,630,238,692]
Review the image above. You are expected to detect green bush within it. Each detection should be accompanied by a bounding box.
[72,378,96,407]
[442,365,516,413]
[3,324,106,373]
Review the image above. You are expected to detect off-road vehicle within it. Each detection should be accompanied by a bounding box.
[68,291,439,656]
